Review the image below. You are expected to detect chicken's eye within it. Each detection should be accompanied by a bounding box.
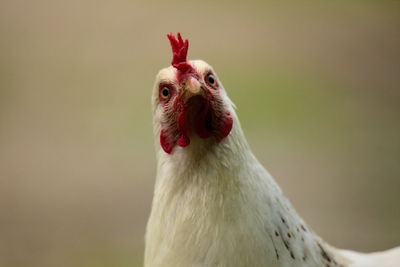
[161,87,170,99]
[206,74,216,86]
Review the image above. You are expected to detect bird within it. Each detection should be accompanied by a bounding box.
[144,33,400,267]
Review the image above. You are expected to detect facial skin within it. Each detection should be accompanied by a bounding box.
[152,60,233,154]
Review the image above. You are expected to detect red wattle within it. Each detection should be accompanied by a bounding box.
[177,135,190,147]
[160,129,173,154]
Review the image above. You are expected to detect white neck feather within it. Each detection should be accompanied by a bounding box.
[145,110,346,267]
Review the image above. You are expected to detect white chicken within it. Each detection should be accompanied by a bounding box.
[144,33,400,267]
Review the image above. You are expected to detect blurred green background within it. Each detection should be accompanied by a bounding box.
[1,0,399,266]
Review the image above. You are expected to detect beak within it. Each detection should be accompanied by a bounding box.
[185,76,201,95]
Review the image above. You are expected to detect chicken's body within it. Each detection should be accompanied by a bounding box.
[144,33,399,267]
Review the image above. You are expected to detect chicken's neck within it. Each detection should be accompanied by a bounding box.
[151,114,345,266]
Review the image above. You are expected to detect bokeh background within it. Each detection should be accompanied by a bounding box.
[1,0,399,266]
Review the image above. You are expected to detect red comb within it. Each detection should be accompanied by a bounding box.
[167,32,192,73]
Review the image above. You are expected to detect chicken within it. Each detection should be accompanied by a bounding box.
[144,33,400,267]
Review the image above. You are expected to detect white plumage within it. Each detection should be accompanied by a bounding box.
[144,35,399,267]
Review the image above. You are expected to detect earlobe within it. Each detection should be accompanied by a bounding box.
[160,129,173,154]
[217,112,233,140]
